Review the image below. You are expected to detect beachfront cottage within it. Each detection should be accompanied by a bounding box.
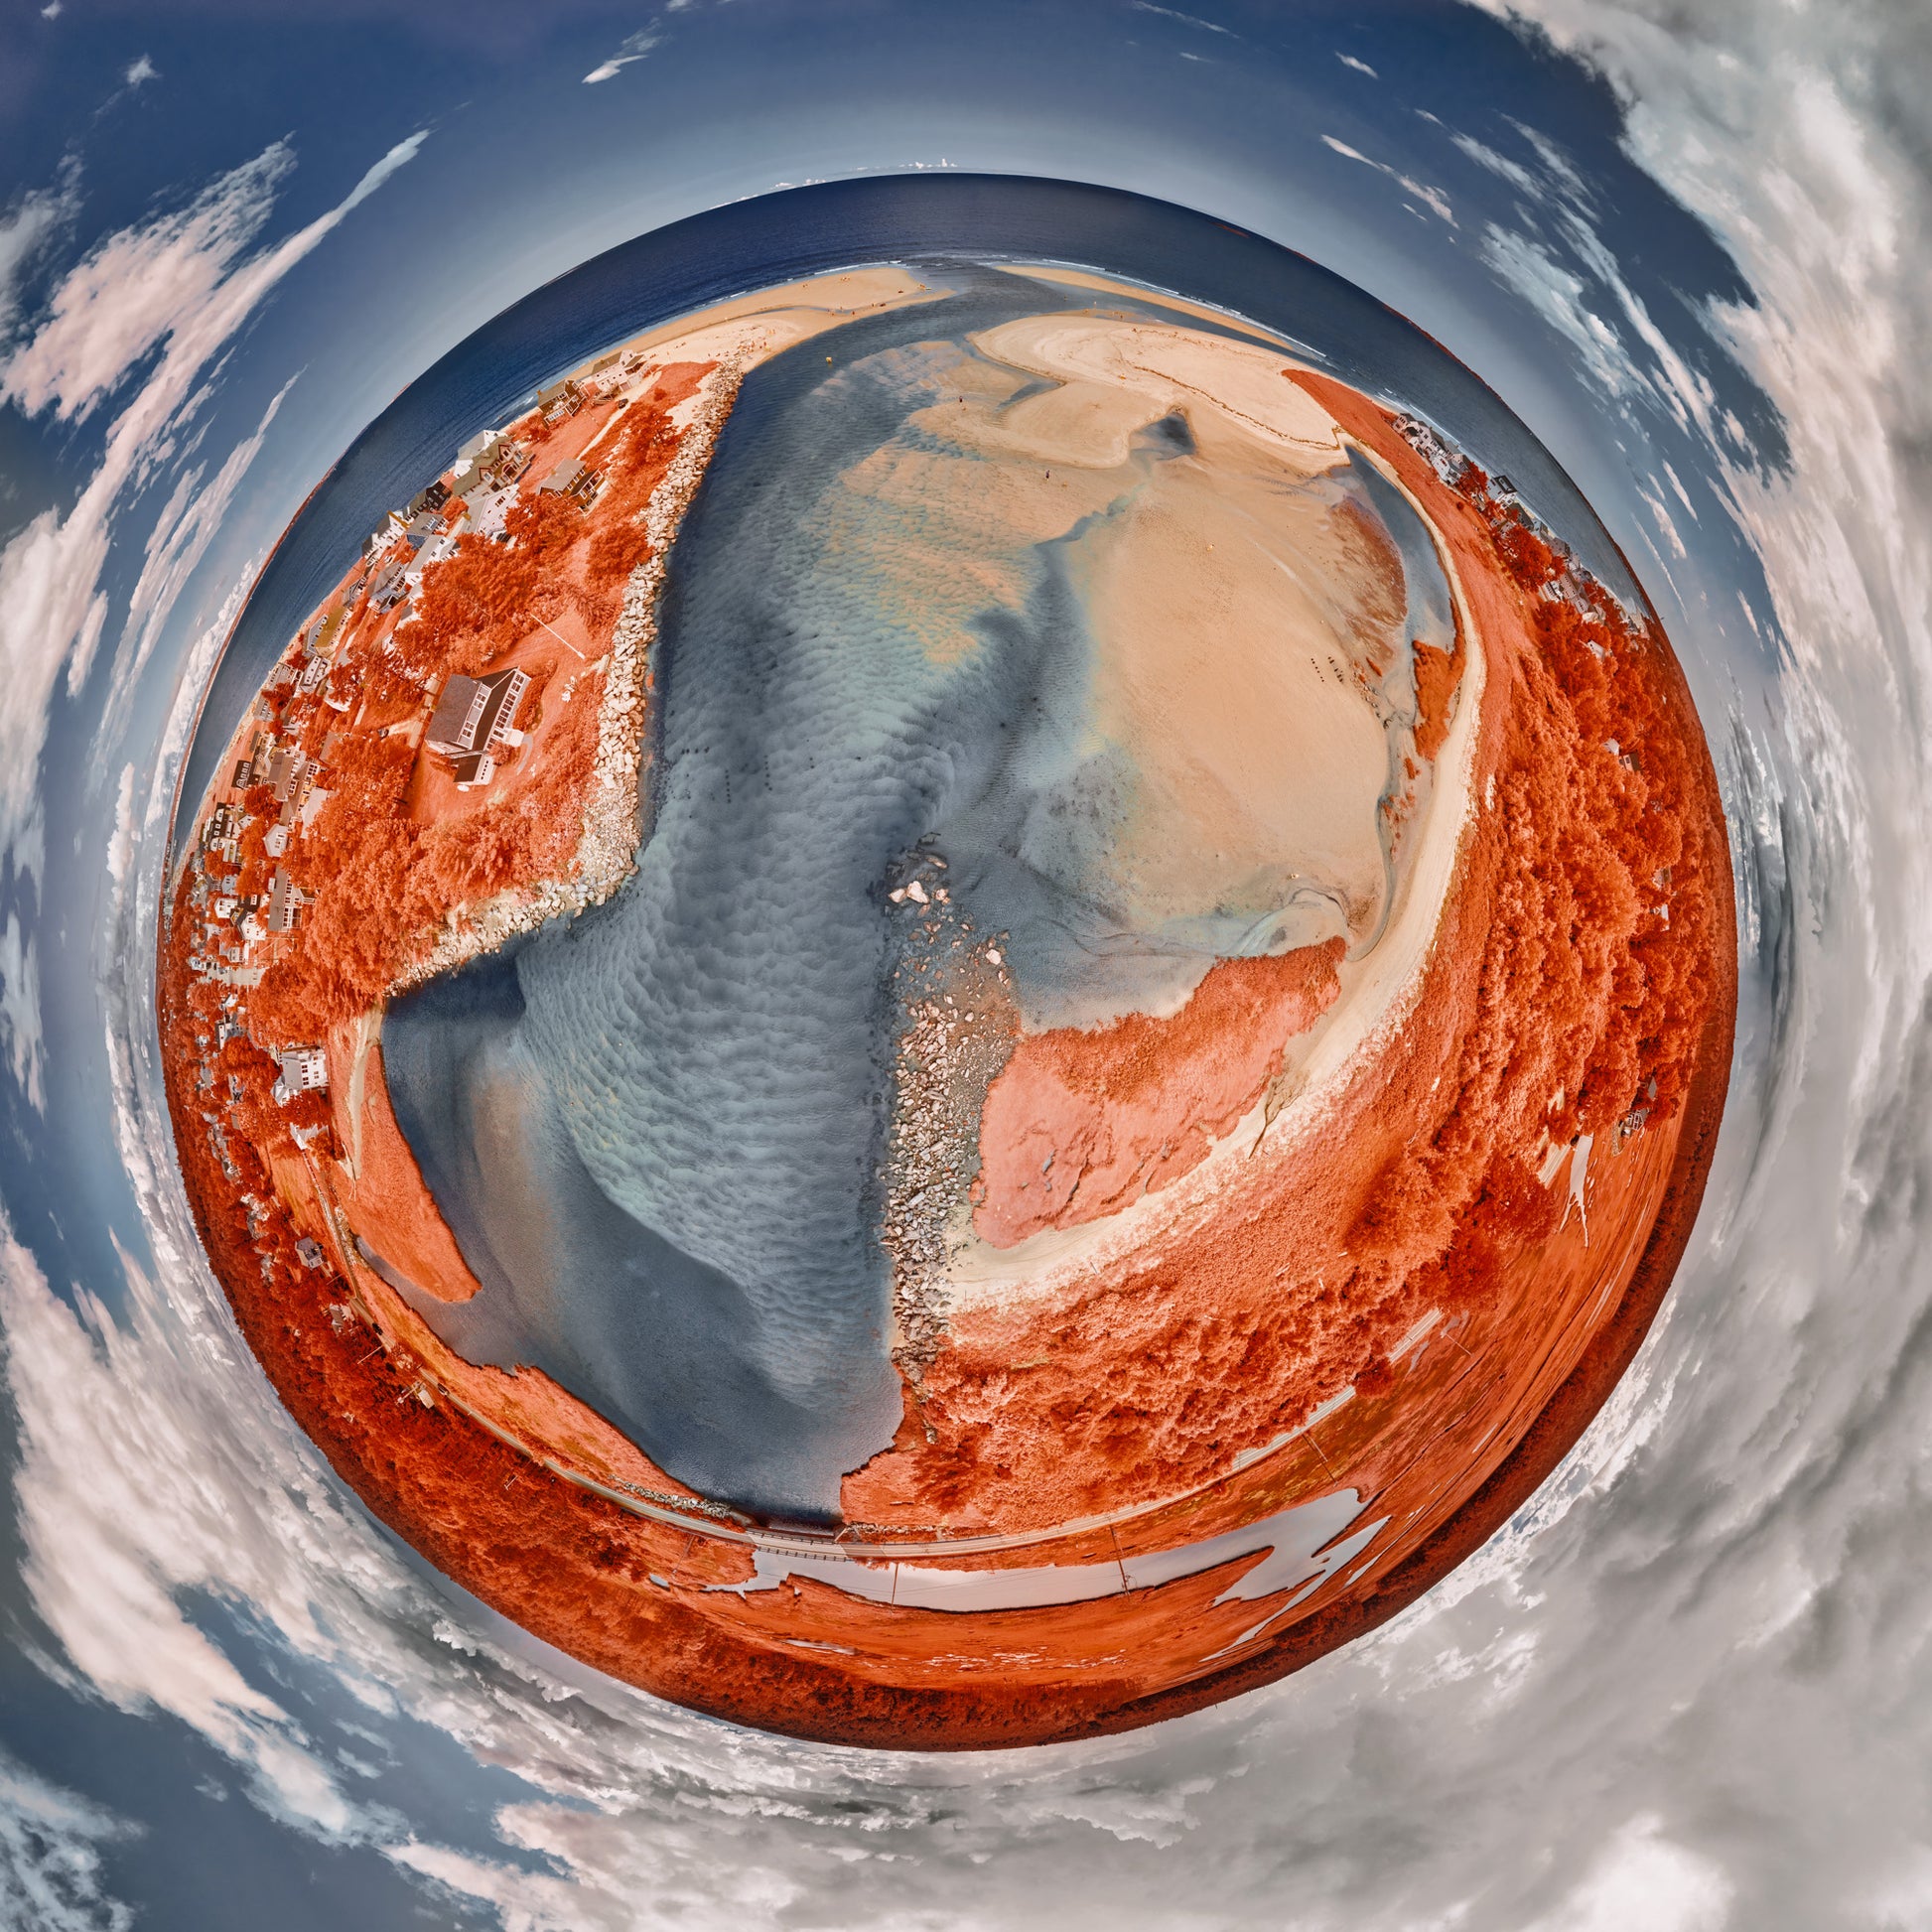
[369,560,408,611]
[404,521,465,589]
[296,615,340,692]
[536,377,584,423]
[538,457,601,506]
[305,609,343,657]
[483,438,529,488]
[266,748,307,803]
[463,483,517,543]
[425,666,531,774]
[232,733,266,790]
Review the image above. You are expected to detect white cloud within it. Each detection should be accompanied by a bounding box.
[1480,222,1635,393]
[1864,1850,1932,1930]
[1131,1,1237,35]
[1559,206,1720,440]
[4,142,291,424]
[1638,478,1690,559]
[334,128,429,215]
[102,371,298,747]
[584,28,662,83]
[0,1748,136,1932]
[1511,116,1591,204]
[0,168,79,340]
[5,132,424,429]
[1336,52,1378,77]
[0,910,44,1111]
[104,763,134,893]
[1453,118,1730,448]
[122,55,157,88]
[12,809,44,893]
[0,135,424,1108]
[1526,1816,1733,1932]
[3,1227,371,1840]
[1453,131,1540,199]
[1320,133,1456,224]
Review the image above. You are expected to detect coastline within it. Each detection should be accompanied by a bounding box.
[394,360,746,987]
[151,268,1738,1751]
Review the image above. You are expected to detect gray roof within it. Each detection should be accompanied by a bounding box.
[426,675,485,754]
[425,666,528,756]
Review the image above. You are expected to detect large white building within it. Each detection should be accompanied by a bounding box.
[273,1045,327,1107]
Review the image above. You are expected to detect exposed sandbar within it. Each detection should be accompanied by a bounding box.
[974,944,1342,1247]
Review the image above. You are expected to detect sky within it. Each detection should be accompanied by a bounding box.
[0,0,1929,1927]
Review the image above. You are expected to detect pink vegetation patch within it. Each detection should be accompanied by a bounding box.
[974,943,1344,1247]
